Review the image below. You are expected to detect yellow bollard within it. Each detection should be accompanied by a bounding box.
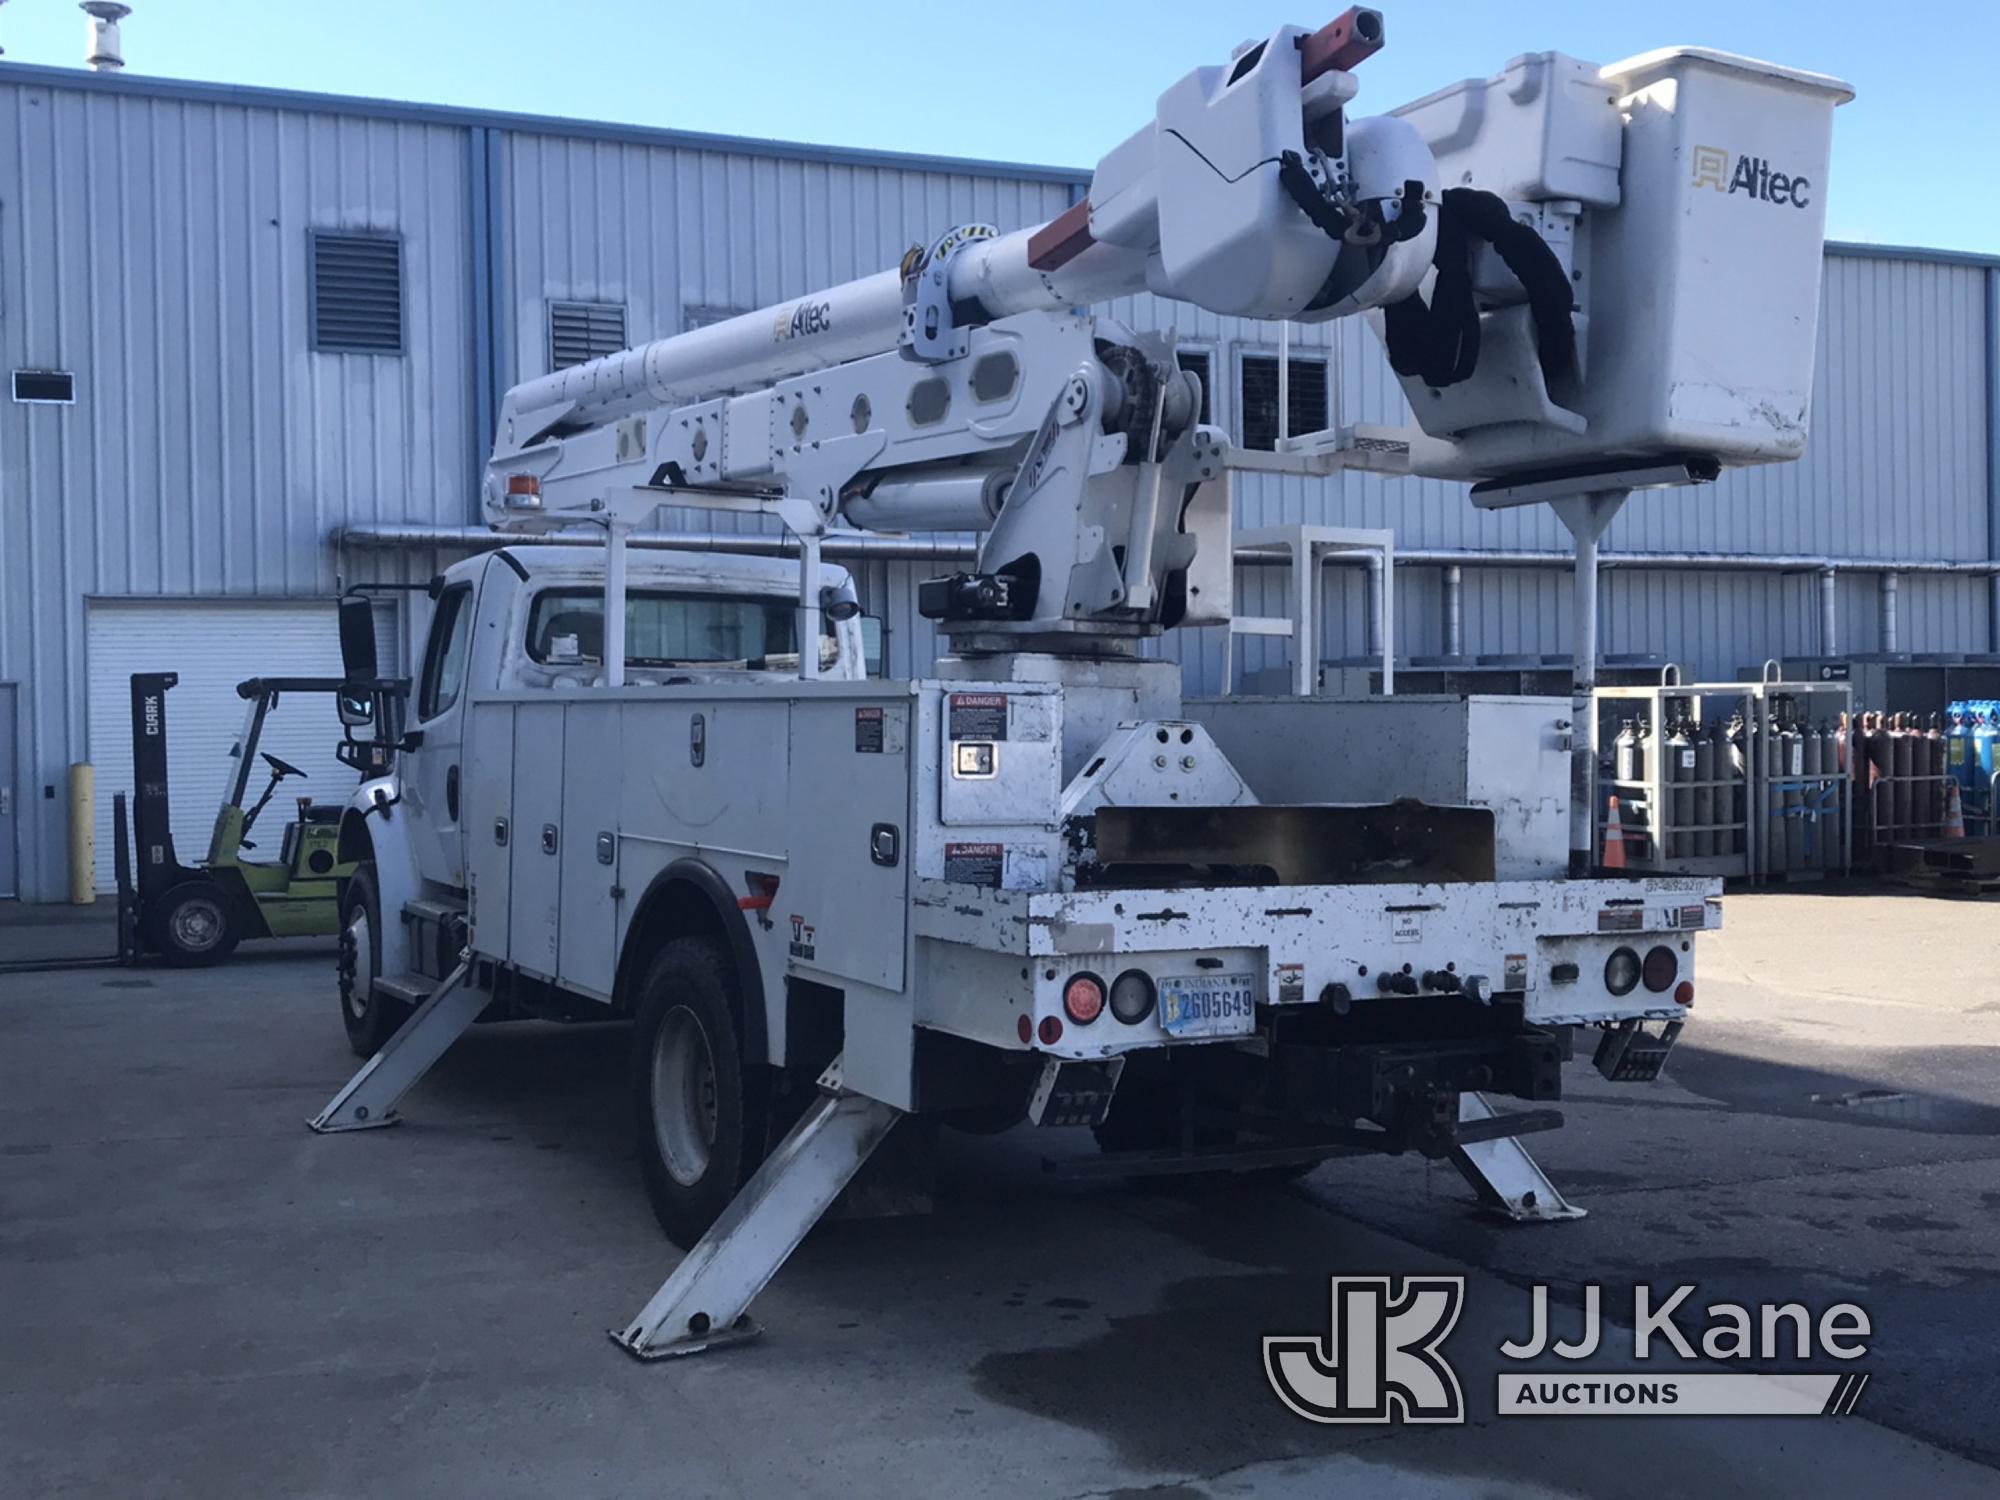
[68,763,96,904]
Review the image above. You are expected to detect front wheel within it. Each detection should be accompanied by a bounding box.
[631,938,769,1248]
[147,881,239,967]
[337,864,407,1057]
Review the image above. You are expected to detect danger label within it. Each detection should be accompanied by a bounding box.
[854,706,884,753]
[944,841,1005,886]
[949,693,1008,741]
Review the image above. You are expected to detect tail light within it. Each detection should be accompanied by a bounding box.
[1063,972,1105,1025]
[1642,945,1679,993]
[1674,981,1695,1007]
[1037,1014,1065,1045]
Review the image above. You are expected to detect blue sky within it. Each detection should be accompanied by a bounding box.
[3,1,1993,254]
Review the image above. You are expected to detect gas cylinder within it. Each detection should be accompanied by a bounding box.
[1764,709,1788,872]
[1889,713,1914,839]
[1863,713,1888,842]
[1946,705,1972,811]
[1782,713,1806,873]
[1974,708,1999,818]
[1666,717,1694,862]
[1692,721,1717,859]
[1801,720,1825,870]
[1925,714,1947,833]
[1613,717,1640,783]
[1726,716,1749,856]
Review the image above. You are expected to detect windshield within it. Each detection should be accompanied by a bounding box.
[526,588,839,671]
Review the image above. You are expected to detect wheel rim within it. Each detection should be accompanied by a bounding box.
[651,1005,719,1188]
[171,896,225,953]
[343,910,374,1021]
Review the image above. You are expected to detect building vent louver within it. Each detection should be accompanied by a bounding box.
[309,231,404,355]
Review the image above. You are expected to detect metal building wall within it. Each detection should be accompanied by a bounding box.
[0,74,475,899]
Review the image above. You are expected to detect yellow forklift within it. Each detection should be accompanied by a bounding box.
[115,670,406,966]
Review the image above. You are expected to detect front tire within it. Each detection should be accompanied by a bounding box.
[147,881,238,967]
[337,864,406,1057]
[631,938,769,1248]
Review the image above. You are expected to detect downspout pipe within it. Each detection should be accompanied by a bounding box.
[1820,566,1839,656]
[1442,563,1463,657]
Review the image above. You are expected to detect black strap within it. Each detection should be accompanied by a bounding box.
[1384,187,1577,391]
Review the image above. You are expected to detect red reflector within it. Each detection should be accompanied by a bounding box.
[1063,973,1105,1025]
[1674,981,1695,1007]
[1037,1015,1064,1046]
[738,872,781,911]
[1016,1014,1032,1044]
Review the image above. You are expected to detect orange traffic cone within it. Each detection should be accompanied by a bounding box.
[1602,794,1628,869]
[1943,779,1966,839]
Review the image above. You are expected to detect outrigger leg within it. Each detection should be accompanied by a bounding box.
[1450,1091,1587,1222]
[309,957,482,1133]
[612,1059,901,1360]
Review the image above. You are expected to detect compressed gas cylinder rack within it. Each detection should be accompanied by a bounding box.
[1849,709,1954,859]
[1593,664,1853,882]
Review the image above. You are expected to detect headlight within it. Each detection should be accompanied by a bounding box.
[1063,972,1105,1025]
[1642,945,1679,993]
[1109,969,1156,1024]
[1604,947,1641,996]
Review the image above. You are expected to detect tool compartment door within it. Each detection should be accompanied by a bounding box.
[508,702,566,979]
[464,701,516,959]
[785,695,911,992]
[559,702,622,1001]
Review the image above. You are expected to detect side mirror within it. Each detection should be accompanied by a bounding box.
[336,688,375,728]
[338,597,378,681]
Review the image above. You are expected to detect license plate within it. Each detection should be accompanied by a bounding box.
[1157,973,1257,1038]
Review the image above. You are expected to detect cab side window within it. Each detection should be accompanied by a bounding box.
[417,584,474,721]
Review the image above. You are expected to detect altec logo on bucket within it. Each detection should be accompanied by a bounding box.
[1690,145,1813,207]
[1266,1278,1873,1423]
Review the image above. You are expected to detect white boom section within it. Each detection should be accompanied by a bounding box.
[496,11,1435,450]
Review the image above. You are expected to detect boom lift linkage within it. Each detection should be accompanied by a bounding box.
[311,6,1847,1357]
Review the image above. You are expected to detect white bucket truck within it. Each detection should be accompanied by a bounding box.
[313,10,1849,1356]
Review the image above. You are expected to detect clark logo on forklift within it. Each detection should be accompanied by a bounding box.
[1689,145,1812,207]
[775,299,834,341]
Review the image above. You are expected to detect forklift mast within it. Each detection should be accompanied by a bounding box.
[128,672,192,907]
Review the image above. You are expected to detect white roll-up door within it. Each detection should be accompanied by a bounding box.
[85,598,401,891]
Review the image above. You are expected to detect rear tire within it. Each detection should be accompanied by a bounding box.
[337,864,407,1057]
[631,937,769,1248]
[146,882,239,967]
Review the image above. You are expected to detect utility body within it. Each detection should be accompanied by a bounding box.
[313,9,1850,1357]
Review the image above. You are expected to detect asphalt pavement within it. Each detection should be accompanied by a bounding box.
[2,888,1996,1497]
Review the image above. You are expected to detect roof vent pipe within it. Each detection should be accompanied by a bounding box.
[81,2,131,72]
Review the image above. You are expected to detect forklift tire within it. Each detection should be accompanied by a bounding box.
[631,937,771,1249]
[337,864,407,1058]
[146,882,239,968]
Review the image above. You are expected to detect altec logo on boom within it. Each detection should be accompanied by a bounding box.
[1690,145,1813,207]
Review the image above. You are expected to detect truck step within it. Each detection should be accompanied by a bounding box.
[401,897,468,927]
[372,972,434,1008]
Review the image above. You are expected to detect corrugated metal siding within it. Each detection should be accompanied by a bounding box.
[0,79,473,898]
